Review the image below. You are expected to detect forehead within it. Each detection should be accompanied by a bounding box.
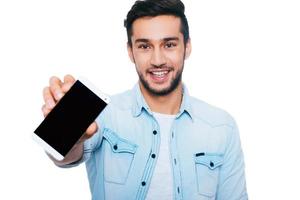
[131,15,182,41]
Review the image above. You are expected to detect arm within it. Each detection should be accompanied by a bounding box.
[216,119,248,199]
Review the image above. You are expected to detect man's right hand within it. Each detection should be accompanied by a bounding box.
[41,74,98,142]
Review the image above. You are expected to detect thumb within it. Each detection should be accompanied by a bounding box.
[84,122,98,139]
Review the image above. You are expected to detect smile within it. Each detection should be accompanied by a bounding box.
[150,70,169,77]
[148,69,172,83]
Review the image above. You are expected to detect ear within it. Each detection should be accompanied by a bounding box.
[184,38,192,60]
[127,43,135,63]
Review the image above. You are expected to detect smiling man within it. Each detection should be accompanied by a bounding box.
[42,0,248,199]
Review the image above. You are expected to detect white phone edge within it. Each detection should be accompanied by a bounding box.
[77,76,110,104]
[32,133,64,161]
[32,76,110,161]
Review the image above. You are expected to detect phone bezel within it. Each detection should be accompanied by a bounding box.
[32,77,110,161]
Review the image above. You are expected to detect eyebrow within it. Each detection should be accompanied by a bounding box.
[134,37,179,44]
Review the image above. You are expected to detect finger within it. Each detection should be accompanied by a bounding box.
[62,74,76,93]
[41,104,51,117]
[49,76,63,101]
[43,86,55,109]
[63,74,76,85]
[85,122,98,137]
[61,82,73,93]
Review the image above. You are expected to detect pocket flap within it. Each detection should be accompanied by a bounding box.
[103,128,138,154]
[194,152,223,170]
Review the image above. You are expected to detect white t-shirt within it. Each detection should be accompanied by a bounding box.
[145,112,176,200]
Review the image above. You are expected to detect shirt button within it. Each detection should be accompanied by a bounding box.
[141,181,146,186]
[113,144,118,150]
[151,154,156,158]
[153,130,157,135]
[210,161,214,167]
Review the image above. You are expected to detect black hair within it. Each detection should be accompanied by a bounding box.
[124,0,190,47]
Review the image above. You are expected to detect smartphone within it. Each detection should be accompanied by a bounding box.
[32,77,110,161]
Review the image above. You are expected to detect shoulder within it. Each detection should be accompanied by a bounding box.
[95,88,134,125]
[189,96,236,128]
[108,89,135,110]
[97,88,134,120]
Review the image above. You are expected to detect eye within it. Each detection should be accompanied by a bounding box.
[165,42,177,49]
[138,44,150,49]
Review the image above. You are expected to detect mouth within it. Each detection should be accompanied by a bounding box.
[147,68,172,83]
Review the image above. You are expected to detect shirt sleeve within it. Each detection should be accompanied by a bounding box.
[55,134,99,168]
[216,118,248,199]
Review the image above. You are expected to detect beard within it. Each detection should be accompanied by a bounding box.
[137,64,184,96]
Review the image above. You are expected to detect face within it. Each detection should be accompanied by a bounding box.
[128,15,191,96]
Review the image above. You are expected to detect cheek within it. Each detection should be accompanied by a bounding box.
[166,51,184,68]
[133,52,151,70]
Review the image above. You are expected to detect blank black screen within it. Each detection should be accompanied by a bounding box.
[34,80,107,156]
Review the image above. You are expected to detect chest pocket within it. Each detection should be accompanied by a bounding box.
[194,152,223,198]
[102,128,138,184]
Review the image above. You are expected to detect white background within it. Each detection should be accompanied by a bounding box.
[0,0,299,199]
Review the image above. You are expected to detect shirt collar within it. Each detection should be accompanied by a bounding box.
[131,83,194,122]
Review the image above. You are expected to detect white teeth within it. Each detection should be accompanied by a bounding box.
[151,71,168,77]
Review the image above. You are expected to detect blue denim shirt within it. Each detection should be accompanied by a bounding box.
[63,84,248,200]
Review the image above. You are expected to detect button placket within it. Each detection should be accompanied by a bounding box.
[137,125,160,199]
[169,123,183,199]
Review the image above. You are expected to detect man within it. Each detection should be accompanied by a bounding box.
[41,0,248,199]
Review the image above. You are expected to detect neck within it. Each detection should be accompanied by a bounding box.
[139,82,183,115]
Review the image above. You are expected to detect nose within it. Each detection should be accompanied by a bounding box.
[150,48,167,67]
